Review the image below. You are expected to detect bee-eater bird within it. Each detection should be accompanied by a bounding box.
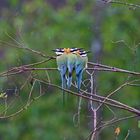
[74,50,88,91]
[53,48,68,105]
[66,48,77,89]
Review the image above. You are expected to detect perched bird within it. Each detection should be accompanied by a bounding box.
[66,48,78,89]
[74,50,88,91]
[53,48,88,102]
[53,48,68,104]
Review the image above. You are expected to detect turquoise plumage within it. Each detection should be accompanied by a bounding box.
[75,50,88,91]
[56,53,67,90]
[67,52,77,89]
[53,48,88,103]
[54,48,67,105]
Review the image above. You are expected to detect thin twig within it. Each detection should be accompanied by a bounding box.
[0,79,140,119]
[27,79,36,104]
[35,79,140,115]
[105,0,140,9]
[1,66,140,78]
[96,82,128,111]
[124,130,130,140]
[88,62,140,76]
[86,115,137,140]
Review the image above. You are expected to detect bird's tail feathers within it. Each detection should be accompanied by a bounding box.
[61,74,67,106]
[76,70,83,92]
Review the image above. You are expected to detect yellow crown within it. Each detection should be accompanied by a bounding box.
[64,48,71,54]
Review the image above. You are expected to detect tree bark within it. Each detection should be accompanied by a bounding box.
[90,1,107,140]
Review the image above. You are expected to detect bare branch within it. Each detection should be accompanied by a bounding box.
[102,0,140,9]
[35,79,140,116]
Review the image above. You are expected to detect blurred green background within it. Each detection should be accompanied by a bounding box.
[0,0,140,139]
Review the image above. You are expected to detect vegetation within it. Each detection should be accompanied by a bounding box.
[0,0,140,139]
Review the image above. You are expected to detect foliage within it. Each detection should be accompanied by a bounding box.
[0,0,140,139]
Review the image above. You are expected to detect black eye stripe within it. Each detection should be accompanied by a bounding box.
[54,48,64,52]
[71,48,83,51]
[54,50,64,53]
[80,52,86,55]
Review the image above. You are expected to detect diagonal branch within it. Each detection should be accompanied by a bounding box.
[102,0,140,9]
